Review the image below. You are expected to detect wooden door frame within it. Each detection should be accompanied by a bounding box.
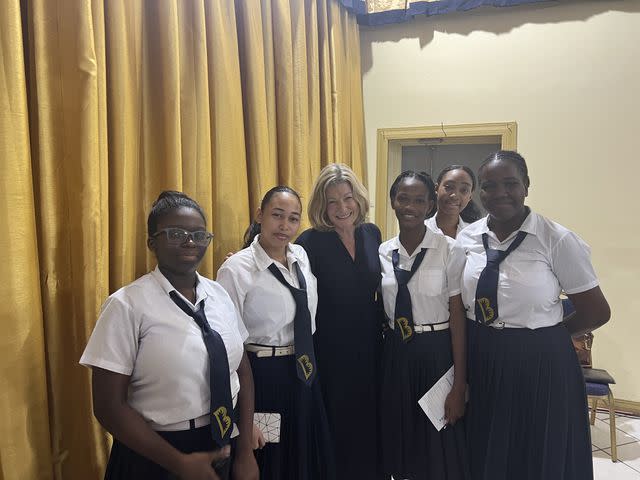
[374,122,517,239]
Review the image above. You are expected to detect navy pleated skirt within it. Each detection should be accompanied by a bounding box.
[104,425,231,480]
[381,329,470,480]
[249,352,336,480]
[466,319,593,480]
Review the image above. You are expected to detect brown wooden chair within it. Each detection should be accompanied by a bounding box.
[565,299,617,462]
[584,367,617,462]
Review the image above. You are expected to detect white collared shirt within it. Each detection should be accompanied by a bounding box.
[455,211,599,329]
[79,267,247,427]
[425,215,469,238]
[379,227,466,327]
[216,235,318,346]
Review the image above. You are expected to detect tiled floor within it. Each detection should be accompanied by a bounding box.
[393,410,640,480]
[592,411,640,479]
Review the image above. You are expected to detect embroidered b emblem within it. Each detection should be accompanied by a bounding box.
[395,317,413,341]
[477,297,495,324]
[212,406,232,439]
[297,354,314,380]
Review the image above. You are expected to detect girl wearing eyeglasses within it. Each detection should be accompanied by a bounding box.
[80,191,258,480]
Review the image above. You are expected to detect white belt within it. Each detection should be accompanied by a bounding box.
[246,344,295,357]
[151,413,210,432]
[414,321,449,333]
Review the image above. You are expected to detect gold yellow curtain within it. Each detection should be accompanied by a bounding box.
[0,1,365,479]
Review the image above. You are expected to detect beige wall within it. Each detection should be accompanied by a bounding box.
[360,0,640,401]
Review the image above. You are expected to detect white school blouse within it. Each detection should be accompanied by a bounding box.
[455,211,599,329]
[79,267,248,427]
[425,215,469,238]
[216,235,318,346]
[379,227,466,328]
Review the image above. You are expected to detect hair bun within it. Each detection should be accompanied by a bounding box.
[157,190,187,200]
[153,190,187,207]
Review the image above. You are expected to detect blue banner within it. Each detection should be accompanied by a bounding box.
[337,0,554,26]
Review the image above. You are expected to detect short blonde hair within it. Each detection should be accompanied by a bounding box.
[308,164,370,231]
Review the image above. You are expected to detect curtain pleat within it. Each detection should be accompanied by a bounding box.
[0,1,365,478]
[26,0,113,476]
[104,0,146,289]
[235,0,278,215]
[346,9,367,181]
[0,2,54,479]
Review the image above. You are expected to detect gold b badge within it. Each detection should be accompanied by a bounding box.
[395,317,413,341]
[477,297,495,324]
[212,406,232,439]
[297,354,314,380]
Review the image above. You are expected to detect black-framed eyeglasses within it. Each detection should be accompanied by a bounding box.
[152,228,214,246]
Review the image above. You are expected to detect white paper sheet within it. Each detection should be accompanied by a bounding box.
[418,365,454,431]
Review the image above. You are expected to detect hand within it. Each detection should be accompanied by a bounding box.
[232,450,259,480]
[444,385,466,426]
[177,447,230,480]
[224,252,235,261]
[252,423,266,450]
[381,321,390,334]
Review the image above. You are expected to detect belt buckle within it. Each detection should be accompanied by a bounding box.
[251,345,293,357]
[275,346,293,356]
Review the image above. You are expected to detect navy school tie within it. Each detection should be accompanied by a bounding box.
[474,231,528,325]
[267,262,317,386]
[169,291,233,447]
[392,248,427,343]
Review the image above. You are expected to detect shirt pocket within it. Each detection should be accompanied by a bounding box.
[418,268,444,296]
[508,259,552,287]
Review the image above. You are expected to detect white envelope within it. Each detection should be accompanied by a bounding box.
[254,412,281,443]
[418,365,454,431]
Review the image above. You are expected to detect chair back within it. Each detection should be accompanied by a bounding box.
[562,297,594,368]
[572,332,593,368]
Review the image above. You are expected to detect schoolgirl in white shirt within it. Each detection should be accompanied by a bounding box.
[217,186,335,480]
[425,165,481,239]
[458,151,611,480]
[379,172,469,480]
[80,191,258,480]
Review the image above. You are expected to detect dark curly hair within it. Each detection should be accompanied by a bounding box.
[432,165,481,223]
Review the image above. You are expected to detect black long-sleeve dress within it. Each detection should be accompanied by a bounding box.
[296,223,385,480]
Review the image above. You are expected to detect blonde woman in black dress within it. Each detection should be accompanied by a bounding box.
[296,164,384,480]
